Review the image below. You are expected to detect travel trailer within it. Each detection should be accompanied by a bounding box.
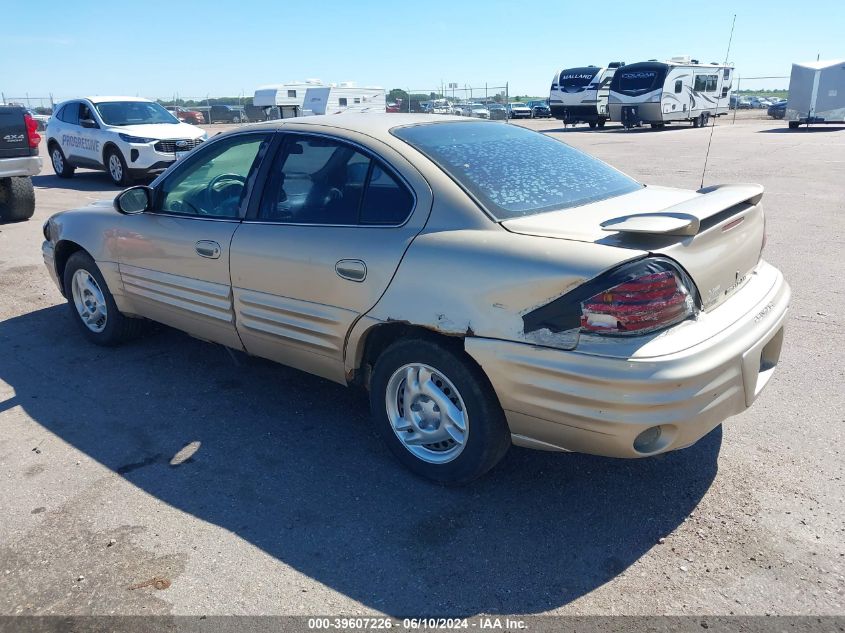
[300,84,386,115]
[253,81,385,117]
[549,63,624,127]
[785,59,845,128]
[253,80,325,118]
[608,57,734,129]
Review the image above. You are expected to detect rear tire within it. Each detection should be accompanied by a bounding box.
[588,121,597,129]
[597,118,606,128]
[63,251,146,346]
[788,121,800,129]
[369,338,510,485]
[105,147,132,187]
[0,177,35,221]
[49,143,75,178]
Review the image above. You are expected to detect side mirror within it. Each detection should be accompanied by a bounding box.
[80,118,99,129]
[114,186,152,215]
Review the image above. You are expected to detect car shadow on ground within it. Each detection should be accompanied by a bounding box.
[0,305,721,616]
[757,126,845,133]
[32,173,119,192]
[543,124,699,134]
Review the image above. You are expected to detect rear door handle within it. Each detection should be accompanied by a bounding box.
[335,259,367,282]
[195,240,221,259]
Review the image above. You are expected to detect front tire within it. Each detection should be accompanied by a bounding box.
[369,338,510,485]
[63,251,145,346]
[105,147,132,187]
[0,176,35,221]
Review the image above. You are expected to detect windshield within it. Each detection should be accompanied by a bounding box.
[558,67,600,93]
[393,121,641,220]
[95,101,179,126]
[611,64,668,96]
[510,103,527,108]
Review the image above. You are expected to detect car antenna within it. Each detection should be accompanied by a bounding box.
[700,13,736,190]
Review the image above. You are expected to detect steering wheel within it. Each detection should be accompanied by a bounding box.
[204,173,247,214]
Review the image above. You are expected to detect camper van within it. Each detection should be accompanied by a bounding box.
[549,63,623,127]
[608,57,734,129]
[786,59,845,128]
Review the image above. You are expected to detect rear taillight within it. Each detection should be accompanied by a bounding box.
[24,113,41,148]
[522,257,700,345]
[580,269,695,335]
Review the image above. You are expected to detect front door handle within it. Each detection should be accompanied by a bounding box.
[195,240,221,259]
[335,259,367,282]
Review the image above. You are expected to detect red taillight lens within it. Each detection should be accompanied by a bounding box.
[580,270,695,335]
[24,113,41,148]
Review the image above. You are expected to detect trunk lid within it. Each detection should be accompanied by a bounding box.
[502,184,766,310]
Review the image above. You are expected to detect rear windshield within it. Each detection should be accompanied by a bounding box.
[392,121,641,220]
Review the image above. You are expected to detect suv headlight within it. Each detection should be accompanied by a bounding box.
[119,133,156,143]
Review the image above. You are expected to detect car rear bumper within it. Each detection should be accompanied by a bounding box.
[465,267,790,458]
[0,155,42,178]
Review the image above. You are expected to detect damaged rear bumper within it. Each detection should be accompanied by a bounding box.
[465,264,791,458]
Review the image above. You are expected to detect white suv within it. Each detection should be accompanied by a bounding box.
[46,96,207,186]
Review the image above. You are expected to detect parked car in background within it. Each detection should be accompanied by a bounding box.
[469,103,490,119]
[749,97,770,109]
[487,104,508,120]
[768,100,787,119]
[42,115,790,484]
[527,100,552,118]
[386,102,401,113]
[507,102,532,119]
[730,95,752,110]
[46,96,206,186]
[0,105,41,221]
[26,109,50,131]
[203,105,248,123]
[165,106,206,125]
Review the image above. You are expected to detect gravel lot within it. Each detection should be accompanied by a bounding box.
[0,114,842,618]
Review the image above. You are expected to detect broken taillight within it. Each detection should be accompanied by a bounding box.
[580,269,695,335]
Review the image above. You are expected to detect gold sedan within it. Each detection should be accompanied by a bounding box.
[42,115,790,484]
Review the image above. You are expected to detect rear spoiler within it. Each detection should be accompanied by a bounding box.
[600,184,764,236]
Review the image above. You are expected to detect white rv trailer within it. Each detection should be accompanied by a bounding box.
[253,80,325,118]
[608,57,734,129]
[253,81,385,117]
[785,59,845,128]
[301,84,386,115]
[548,63,623,127]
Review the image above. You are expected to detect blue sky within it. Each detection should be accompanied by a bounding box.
[2,0,842,102]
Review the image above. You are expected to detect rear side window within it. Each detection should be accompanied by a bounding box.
[259,135,414,226]
[393,121,641,220]
[57,103,79,125]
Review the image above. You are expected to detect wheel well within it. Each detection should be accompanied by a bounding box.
[353,322,465,389]
[47,138,58,151]
[102,142,120,166]
[54,240,86,293]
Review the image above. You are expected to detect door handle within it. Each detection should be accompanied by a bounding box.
[335,259,367,282]
[195,240,221,259]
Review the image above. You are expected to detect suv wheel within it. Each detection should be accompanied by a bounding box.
[369,338,510,485]
[105,147,132,187]
[50,144,75,178]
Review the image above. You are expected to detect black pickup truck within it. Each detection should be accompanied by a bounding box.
[0,105,42,221]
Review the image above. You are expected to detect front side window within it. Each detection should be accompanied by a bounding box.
[157,133,269,218]
[694,75,719,93]
[95,101,179,126]
[393,121,641,220]
[259,135,413,225]
[675,80,683,93]
[287,90,297,98]
[338,98,348,107]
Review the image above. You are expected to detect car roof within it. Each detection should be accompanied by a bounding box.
[240,113,470,138]
[83,96,154,104]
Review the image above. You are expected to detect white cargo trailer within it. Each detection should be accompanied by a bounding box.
[785,59,845,128]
